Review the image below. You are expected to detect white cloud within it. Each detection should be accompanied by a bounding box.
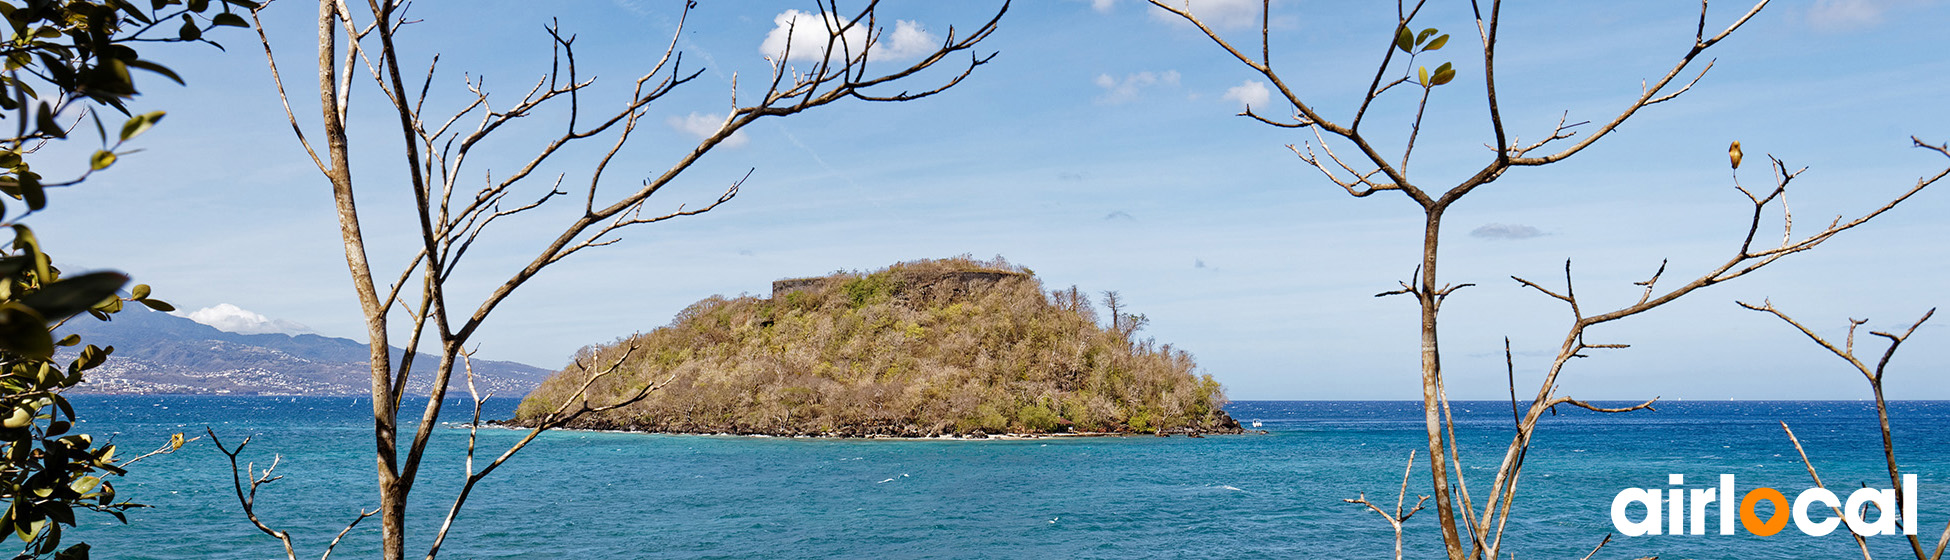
[1223,79,1270,110]
[1808,0,1887,31]
[881,20,938,60]
[1094,70,1181,104]
[760,10,941,63]
[1091,0,1118,14]
[666,112,748,148]
[1469,223,1546,240]
[177,303,314,335]
[1150,0,1264,29]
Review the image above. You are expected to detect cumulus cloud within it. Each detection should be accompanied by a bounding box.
[1150,0,1264,29]
[760,10,940,63]
[880,20,938,59]
[1807,0,1887,31]
[1091,0,1118,13]
[1223,80,1270,110]
[1094,70,1180,104]
[177,304,314,335]
[666,112,748,148]
[1469,223,1545,240]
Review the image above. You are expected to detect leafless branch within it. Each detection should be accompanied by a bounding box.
[1782,421,1874,560]
[115,433,201,468]
[322,508,379,560]
[425,342,672,559]
[209,430,297,560]
[1345,451,1430,560]
[1743,301,1936,559]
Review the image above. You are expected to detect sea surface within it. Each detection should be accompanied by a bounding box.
[53,397,1950,559]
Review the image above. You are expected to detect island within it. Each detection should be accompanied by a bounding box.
[511,257,1243,438]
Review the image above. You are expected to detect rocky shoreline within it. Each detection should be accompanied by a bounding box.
[497,410,1257,439]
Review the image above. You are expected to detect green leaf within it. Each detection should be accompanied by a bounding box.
[211,12,248,27]
[1431,63,1456,86]
[223,0,263,8]
[137,298,174,312]
[1416,27,1436,45]
[189,0,209,11]
[108,0,153,24]
[69,477,100,496]
[1,406,33,429]
[89,150,116,171]
[86,58,137,98]
[0,257,35,280]
[119,112,163,141]
[129,284,150,300]
[35,102,64,139]
[178,16,201,41]
[54,334,79,347]
[1425,34,1449,51]
[19,172,44,211]
[21,272,130,321]
[1395,26,1413,53]
[124,60,183,86]
[1418,66,1429,87]
[17,515,45,543]
[13,225,50,281]
[78,345,110,371]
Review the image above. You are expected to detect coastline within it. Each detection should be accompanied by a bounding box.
[481,422,1267,440]
[486,410,1254,440]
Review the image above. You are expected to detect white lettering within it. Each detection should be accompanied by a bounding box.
[1845,488,1896,536]
[1795,488,1841,537]
[1612,488,1663,536]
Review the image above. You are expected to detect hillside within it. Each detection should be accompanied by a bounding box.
[514,257,1240,437]
[58,307,551,396]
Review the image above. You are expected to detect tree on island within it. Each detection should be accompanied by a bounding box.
[220,2,1010,559]
[1099,290,1148,342]
[0,1,249,557]
[1150,0,1947,558]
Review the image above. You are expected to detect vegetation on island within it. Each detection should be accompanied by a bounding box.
[515,257,1239,437]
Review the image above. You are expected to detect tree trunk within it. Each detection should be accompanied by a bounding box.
[1418,210,1466,560]
[313,1,405,557]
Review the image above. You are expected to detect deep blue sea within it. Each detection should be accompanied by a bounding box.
[51,397,1950,559]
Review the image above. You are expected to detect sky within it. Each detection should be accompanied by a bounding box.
[26,0,1950,400]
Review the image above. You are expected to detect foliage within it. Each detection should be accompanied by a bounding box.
[516,256,1236,436]
[0,0,248,557]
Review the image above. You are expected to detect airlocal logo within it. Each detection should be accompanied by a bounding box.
[1612,474,1918,537]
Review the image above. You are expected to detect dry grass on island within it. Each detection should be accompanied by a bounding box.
[512,257,1241,437]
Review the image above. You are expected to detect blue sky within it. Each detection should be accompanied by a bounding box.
[29,0,1950,399]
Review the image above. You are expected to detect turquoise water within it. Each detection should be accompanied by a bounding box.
[54,397,1950,559]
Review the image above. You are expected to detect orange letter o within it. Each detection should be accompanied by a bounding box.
[1741,487,1790,536]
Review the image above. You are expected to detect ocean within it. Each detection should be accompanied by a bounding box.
[54,397,1950,559]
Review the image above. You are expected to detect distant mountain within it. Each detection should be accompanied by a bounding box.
[58,307,553,397]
